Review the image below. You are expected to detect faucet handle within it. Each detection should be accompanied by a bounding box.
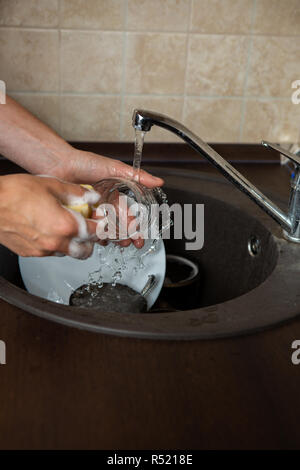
[262,140,300,167]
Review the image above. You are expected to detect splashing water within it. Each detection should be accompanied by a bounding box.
[70,239,160,302]
[112,270,122,287]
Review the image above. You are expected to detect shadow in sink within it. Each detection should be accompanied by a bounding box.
[151,187,278,312]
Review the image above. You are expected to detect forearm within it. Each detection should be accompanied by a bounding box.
[0,96,73,177]
[0,96,164,188]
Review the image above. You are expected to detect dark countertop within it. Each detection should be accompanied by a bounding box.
[0,144,299,449]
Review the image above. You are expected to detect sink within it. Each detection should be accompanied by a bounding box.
[0,168,299,340]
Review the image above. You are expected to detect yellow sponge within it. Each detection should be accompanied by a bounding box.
[65,184,94,218]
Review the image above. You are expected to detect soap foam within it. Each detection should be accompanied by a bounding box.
[68,239,93,260]
[36,174,101,206]
[65,207,89,240]
[65,207,95,259]
[66,188,101,207]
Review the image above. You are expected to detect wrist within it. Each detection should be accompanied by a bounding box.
[37,143,77,181]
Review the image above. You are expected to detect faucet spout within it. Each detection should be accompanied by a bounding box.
[132,109,300,242]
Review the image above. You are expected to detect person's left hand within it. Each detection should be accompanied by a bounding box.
[54,148,164,249]
[58,148,164,188]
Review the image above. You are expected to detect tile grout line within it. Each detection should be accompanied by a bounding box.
[182,0,193,125]
[58,0,62,136]
[7,90,293,101]
[0,24,299,38]
[120,0,129,142]
[239,0,257,142]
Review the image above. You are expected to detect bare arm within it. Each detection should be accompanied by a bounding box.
[0,96,163,186]
[0,96,163,257]
[0,96,73,178]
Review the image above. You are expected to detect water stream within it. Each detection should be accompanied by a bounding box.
[132,130,145,183]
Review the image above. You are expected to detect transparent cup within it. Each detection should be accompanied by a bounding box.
[92,178,170,244]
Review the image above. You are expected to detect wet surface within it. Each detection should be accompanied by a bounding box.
[69,283,147,314]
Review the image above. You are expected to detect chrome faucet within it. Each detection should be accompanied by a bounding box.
[133,109,300,243]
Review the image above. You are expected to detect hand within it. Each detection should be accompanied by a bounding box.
[0,174,101,259]
[57,148,164,249]
[91,188,145,249]
[59,148,164,188]
[0,98,163,252]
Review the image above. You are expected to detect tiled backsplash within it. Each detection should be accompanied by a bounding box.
[1,0,300,143]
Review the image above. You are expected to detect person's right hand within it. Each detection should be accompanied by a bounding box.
[0,174,101,259]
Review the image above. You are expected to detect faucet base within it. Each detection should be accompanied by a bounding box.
[283,230,300,243]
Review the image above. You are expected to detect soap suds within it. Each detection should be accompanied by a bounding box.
[65,207,95,259]
[68,239,93,259]
[66,188,101,207]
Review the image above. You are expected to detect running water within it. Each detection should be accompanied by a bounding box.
[132,129,145,183]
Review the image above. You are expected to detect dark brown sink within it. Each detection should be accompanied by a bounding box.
[0,169,299,339]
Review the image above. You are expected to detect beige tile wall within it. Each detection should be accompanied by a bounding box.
[1,0,300,143]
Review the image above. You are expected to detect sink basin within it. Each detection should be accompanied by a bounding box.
[0,168,299,340]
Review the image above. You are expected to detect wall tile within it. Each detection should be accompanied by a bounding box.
[253,0,300,35]
[0,0,299,144]
[127,0,190,32]
[184,97,243,142]
[60,0,125,30]
[61,31,123,93]
[0,29,59,91]
[0,0,59,27]
[125,33,187,94]
[186,34,249,96]
[60,95,121,141]
[122,96,183,141]
[9,93,60,134]
[242,99,300,143]
[191,0,253,34]
[246,36,300,97]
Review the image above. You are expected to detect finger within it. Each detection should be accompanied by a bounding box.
[86,218,98,240]
[112,161,164,188]
[68,239,94,259]
[118,239,131,247]
[42,177,101,206]
[64,207,97,241]
[100,190,130,240]
[95,216,111,241]
[57,236,94,259]
[111,192,133,240]
[138,169,164,188]
[97,239,108,246]
[133,236,145,249]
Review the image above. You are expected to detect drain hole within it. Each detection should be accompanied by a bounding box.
[248,236,261,257]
